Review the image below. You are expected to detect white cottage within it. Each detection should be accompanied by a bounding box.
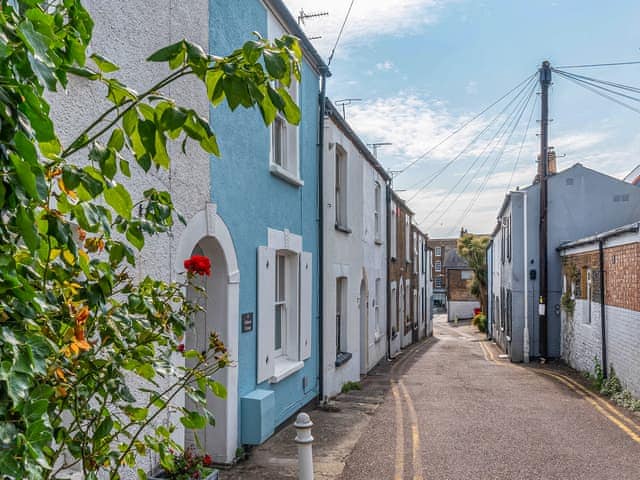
[322,100,390,399]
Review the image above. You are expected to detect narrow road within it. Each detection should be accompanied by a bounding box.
[341,314,640,480]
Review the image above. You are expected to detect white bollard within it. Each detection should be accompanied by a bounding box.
[294,412,314,480]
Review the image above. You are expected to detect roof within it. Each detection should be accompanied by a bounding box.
[325,99,391,182]
[265,0,330,76]
[443,249,470,269]
[557,221,640,251]
[624,164,640,185]
[391,190,414,215]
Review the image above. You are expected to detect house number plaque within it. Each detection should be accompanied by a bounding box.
[242,312,254,333]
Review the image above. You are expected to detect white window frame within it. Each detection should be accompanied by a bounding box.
[257,228,312,384]
[336,277,348,354]
[374,278,382,341]
[268,16,301,187]
[374,181,382,242]
[405,215,411,263]
[435,246,442,257]
[390,203,397,259]
[335,144,349,230]
[435,276,443,289]
[435,261,442,273]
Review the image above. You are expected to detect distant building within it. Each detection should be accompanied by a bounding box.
[488,163,640,362]
[444,249,479,322]
[428,238,458,311]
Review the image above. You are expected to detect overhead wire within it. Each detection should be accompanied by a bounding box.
[404,74,536,204]
[417,76,536,227]
[555,60,640,69]
[395,73,537,176]
[327,0,356,66]
[552,70,640,95]
[506,89,538,192]
[448,81,537,234]
[426,80,536,231]
[552,69,640,104]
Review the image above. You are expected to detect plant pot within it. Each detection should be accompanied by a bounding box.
[148,467,219,480]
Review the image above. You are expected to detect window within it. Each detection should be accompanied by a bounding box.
[435,261,442,272]
[272,116,287,169]
[507,216,512,263]
[336,277,348,355]
[335,145,348,229]
[405,215,411,263]
[257,229,312,384]
[435,246,442,257]
[374,278,381,335]
[390,203,397,259]
[390,283,397,336]
[435,276,443,289]
[374,181,382,242]
[461,270,473,280]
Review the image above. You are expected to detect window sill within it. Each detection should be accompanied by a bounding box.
[269,357,304,384]
[334,351,352,368]
[270,163,304,187]
[335,224,352,234]
[374,238,383,245]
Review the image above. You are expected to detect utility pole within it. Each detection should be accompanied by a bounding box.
[538,60,551,359]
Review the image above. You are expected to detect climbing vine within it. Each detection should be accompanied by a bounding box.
[0,1,302,478]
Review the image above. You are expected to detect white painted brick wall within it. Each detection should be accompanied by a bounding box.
[562,300,640,397]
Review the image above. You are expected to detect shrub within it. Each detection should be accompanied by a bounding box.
[341,381,362,393]
[472,313,487,333]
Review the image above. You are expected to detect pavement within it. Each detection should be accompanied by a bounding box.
[221,314,640,479]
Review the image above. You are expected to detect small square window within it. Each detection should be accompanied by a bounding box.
[435,247,442,257]
[435,261,442,272]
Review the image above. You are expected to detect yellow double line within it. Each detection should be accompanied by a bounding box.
[390,339,430,480]
[479,341,640,444]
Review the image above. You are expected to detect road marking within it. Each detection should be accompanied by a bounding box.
[478,341,640,444]
[391,382,405,480]
[399,380,424,480]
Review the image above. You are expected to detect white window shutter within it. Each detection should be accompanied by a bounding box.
[299,251,313,360]
[257,246,276,383]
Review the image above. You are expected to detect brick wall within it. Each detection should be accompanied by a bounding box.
[561,240,640,397]
[447,269,477,302]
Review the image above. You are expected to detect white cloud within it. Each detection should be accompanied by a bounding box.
[283,0,449,59]
[376,60,394,71]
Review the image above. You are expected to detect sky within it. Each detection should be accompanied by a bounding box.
[282,0,640,237]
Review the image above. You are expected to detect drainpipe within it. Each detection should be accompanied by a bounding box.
[598,239,607,379]
[317,70,327,400]
[523,191,529,363]
[385,183,392,360]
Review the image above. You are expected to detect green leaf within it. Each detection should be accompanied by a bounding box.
[147,41,184,62]
[93,416,113,444]
[208,379,227,399]
[242,40,262,64]
[126,224,144,250]
[180,411,207,430]
[14,131,38,165]
[222,76,247,111]
[90,53,119,73]
[124,406,148,422]
[108,128,125,151]
[17,206,40,251]
[104,184,133,220]
[264,50,287,79]
[277,87,301,125]
[10,153,41,200]
[160,107,187,131]
[62,166,80,190]
[7,371,31,403]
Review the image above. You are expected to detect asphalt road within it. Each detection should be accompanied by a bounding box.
[340,315,640,480]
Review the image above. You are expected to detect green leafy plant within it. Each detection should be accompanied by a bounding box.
[341,381,361,394]
[0,1,303,479]
[472,313,487,333]
[457,233,490,313]
[158,447,216,480]
[561,290,576,315]
[592,356,606,391]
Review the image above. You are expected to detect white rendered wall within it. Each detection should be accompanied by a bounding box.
[448,301,480,322]
[322,118,366,398]
[48,1,213,475]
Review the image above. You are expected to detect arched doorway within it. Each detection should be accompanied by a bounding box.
[359,273,368,375]
[176,204,239,465]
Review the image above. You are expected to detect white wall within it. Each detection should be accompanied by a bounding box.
[322,118,365,398]
[48,1,211,475]
[448,300,480,322]
[563,301,640,398]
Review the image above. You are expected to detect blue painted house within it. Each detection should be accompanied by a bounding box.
[181,0,329,463]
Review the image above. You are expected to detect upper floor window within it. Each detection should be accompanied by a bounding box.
[390,203,397,259]
[435,246,442,257]
[435,261,442,273]
[435,276,443,289]
[405,215,411,263]
[374,181,382,242]
[335,144,348,229]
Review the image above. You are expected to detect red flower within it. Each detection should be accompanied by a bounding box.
[184,255,211,276]
[202,454,213,466]
[177,343,185,353]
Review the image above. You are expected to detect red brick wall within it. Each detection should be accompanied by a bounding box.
[447,269,477,302]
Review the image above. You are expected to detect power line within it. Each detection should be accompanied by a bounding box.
[552,70,640,95]
[506,89,538,192]
[553,69,640,104]
[553,70,640,115]
[427,81,536,231]
[327,0,356,66]
[418,77,536,226]
[397,73,536,177]
[555,60,640,69]
[406,75,536,206]
[450,82,537,233]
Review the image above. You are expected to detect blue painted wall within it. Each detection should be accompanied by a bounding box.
[209,0,321,442]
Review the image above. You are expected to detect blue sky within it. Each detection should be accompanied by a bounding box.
[284,0,640,236]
